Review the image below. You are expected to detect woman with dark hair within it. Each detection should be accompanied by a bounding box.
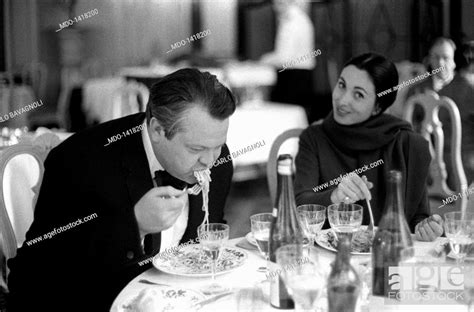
[294,53,443,241]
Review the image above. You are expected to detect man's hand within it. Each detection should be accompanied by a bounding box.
[331,175,374,204]
[134,186,187,237]
[415,214,444,241]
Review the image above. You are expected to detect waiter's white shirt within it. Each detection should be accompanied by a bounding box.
[141,121,189,252]
[260,5,315,70]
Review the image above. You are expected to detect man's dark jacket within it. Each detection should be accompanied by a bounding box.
[7,113,233,311]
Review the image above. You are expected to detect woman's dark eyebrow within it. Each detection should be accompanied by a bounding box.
[354,86,368,95]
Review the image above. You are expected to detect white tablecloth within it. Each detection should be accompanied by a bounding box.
[111,237,467,312]
[227,102,308,167]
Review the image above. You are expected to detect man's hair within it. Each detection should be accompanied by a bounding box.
[145,68,236,139]
[430,37,457,52]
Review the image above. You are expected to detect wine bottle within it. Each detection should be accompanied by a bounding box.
[269,154,305,309]
[327,236,361,312]
[372,170,413,296]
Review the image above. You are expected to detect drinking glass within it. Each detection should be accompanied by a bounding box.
[444,212,474,264]
[327,203,363,247]
[276,244,323,312]
[250,213,273,261]
[399,246,447,297]
[197,223,230,295]
[297,205,326,254]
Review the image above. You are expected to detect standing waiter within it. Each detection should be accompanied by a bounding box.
[260,0,316,122]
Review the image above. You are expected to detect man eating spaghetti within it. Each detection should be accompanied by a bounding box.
[7,68,236,311]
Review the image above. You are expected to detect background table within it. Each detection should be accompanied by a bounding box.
[111,236,467,312]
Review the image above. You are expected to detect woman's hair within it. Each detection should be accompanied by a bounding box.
[343,53,399,114]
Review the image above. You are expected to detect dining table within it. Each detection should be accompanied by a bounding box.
[111,235,468,312]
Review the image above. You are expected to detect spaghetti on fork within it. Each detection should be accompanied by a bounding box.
[193,169,212,228]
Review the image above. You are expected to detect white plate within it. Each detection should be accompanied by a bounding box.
[153,244,248,277]
[118,286,204,312]
[245,232,257,246]
[315,226,374,255]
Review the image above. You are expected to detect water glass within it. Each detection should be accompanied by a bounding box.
[197,223,229,295]
[444,212,474,263]
[327,203,363,247]
[297,204,326,247]
[250,213,273,261]
[275,244,323,312]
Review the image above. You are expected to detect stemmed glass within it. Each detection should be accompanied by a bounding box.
[197,223,230,295]
[443,212,474,264]
[327,203,363,248]
[250,213,273,272]
[276,244,324,312]
[297,205,326,252]
[250,213,273,260]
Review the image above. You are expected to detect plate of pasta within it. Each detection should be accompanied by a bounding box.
[315,226,376,255]
[152,244,248,277]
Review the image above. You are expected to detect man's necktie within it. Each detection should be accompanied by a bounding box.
[143,170,191,255]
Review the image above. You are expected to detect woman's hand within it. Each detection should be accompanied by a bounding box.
[330,175,374,204]
[415,215,444,241]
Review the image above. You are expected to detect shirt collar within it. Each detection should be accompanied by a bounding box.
[141,121,163,176]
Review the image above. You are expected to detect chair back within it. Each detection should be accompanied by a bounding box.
[403,90,468,215]
[0,133,61,268]
[112,81,149,120]
[22,62,48,100]
[267,128,303,206]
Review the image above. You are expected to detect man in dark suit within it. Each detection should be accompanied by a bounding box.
[6,68,236,311]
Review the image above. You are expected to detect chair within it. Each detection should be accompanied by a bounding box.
[403,90,469,216]
[111,81,149,120]
[0,133,62,284]
[267,119,324,204]
[266,128,303,205]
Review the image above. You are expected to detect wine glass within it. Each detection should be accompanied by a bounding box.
[197,223,229,295]
[296,205,326,253]
[250,213,273,261]
[276,244,323,312]
[443,212,474,264]
[327,203,363,248]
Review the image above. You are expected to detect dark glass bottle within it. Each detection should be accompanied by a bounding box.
[372,170,413,296]
[269,155,306,309]
[328,236,361,312]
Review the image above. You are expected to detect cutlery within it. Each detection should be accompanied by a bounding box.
[187,184,202,195]
[366,199,375,236]
[161,186,200,199]
[193,292,232,309]
[138,279,171,287]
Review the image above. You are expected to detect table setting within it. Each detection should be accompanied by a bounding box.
[111,211,473,312]
[111,157,472,312]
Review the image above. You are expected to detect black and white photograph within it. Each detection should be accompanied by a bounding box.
[0,0,473,311]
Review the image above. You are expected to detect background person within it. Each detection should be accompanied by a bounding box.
[259,0,317,122]
[7,68,236,311]
[294,53,443,242]
[406,37,474,186]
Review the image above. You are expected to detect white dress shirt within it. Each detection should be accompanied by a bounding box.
[141,121,189,252]
[260,5,315,69]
